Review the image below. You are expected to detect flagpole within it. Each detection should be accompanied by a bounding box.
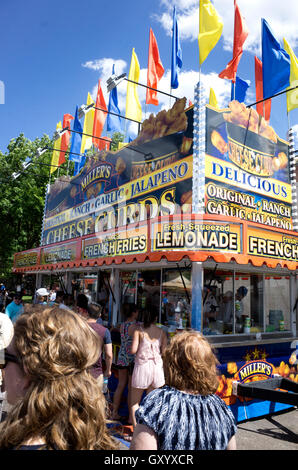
[124,119,128,143]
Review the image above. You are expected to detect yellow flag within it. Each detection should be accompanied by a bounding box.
[81,92,95,153]
[209,88,218,107]
[50,121,62,174]
[125,48,142,122]
[118,142,128,149]
[199,0,223,66]
[283,38,298,113]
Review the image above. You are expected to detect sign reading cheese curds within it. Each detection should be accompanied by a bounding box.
[41,98,194,247]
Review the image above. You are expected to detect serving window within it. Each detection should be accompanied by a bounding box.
[203,269,292,336]
[264,276,291,332]
[115,265,293,337]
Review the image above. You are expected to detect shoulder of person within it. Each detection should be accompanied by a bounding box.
[128,322,141,333]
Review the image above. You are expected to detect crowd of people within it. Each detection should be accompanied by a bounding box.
[0,282,237,450]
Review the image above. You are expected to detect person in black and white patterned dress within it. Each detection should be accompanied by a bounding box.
[130,330,237,450]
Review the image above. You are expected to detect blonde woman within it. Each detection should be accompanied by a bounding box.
[0,307,118,450]
[130,331,237,450]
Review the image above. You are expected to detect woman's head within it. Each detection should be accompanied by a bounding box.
[12,307,100,385]
[142,308,158,328]
[163,331,219,395]
[0,307,117,450]
[122,303,138,320]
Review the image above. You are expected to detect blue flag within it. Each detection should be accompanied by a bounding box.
[74,154,86,176]
[262,18,290,99]
[231,76,250,103]
[171,6,182,89]
[107,64,122,133]
[69,106,83,165]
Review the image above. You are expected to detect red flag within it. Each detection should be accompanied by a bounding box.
[146,28,164,106]
[98,137,111,151]
[93,80,107,148]
[59,113,74,165]
[255,56,271,121]
[219,0,248,82]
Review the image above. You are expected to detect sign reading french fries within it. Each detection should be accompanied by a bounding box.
[205,101,292,230]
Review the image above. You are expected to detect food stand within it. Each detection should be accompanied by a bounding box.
[13,88,298,422]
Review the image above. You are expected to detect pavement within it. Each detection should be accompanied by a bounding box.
[236,407,298,450]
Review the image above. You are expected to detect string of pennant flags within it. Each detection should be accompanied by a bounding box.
[45,0,298,179]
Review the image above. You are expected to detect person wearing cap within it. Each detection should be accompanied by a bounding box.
[5,294,24,324]
[35,288,49,305]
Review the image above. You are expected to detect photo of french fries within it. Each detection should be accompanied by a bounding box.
[223,100,278,143]
[133,97,188,144]
[180,190,192,213]
[211,129,228,154]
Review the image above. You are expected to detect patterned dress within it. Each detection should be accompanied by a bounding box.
[117,321,137,367]
[135,386,237,450]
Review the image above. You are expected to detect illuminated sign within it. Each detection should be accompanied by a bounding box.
[40,241,77,264]
[205,102,292,229]
[247,226,298,261]
[152,220,242,253]
[82,226,147,259]
[14,251,38,267]
[41,101,194,246]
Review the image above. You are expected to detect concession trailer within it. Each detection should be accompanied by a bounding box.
[13,85,298,421]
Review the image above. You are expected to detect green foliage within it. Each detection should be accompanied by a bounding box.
[110,132,124,151]
[0,131,125,278]
[0,133,69,277]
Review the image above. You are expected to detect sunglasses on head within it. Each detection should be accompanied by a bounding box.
[0,350,21,369]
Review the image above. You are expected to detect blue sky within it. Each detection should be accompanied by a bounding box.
[1,0,298,153]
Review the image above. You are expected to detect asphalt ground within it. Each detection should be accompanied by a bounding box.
[236,407,298,450]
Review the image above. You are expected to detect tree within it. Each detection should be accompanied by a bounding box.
[0,130,125,279]
[0,133,69,279]
[110,132,124,151]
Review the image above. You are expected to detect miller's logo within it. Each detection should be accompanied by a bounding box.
[81,163,113,192]
[236,360,274,383]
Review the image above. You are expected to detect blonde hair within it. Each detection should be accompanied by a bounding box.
[163,331,219,395]
[0,307,118,450]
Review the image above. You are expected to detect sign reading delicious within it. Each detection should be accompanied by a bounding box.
[41,98,193,246]
[152,220,242,253]
[205,101,292,230]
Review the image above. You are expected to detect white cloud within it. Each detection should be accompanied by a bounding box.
[155,0,298,54]
[82,60,232,136]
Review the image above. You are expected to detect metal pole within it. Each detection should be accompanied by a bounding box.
[247,84,298,108]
